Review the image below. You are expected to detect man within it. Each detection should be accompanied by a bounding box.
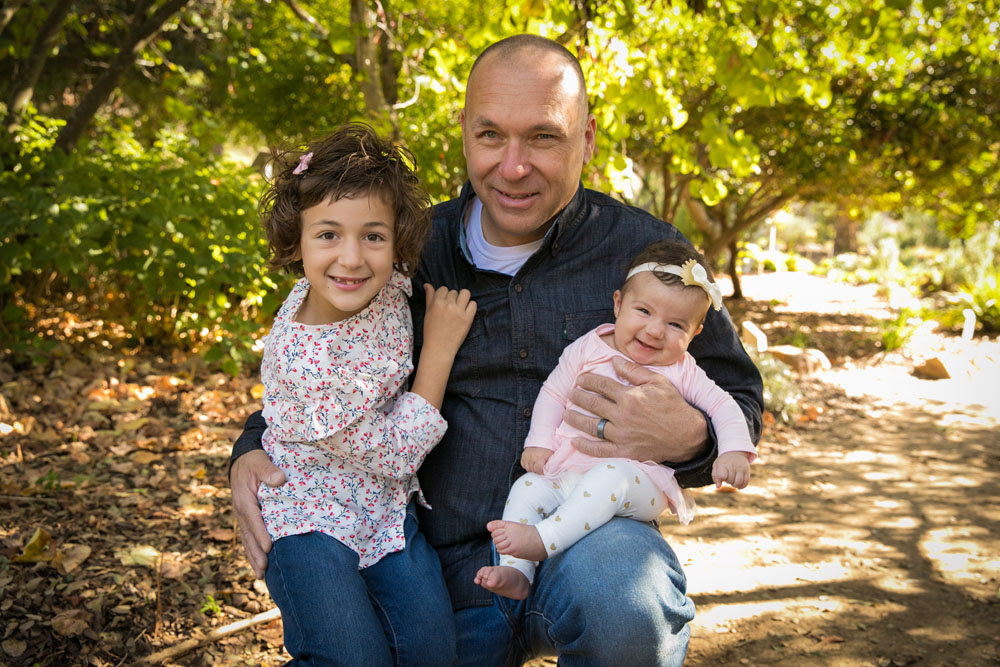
[231,34,763,666]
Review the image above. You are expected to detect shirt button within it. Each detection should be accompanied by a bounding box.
[523,407,532,418]
[514,284,523,293]
[518,348,528,359]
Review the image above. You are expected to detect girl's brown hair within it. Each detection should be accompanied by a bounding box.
[259,123,431,276]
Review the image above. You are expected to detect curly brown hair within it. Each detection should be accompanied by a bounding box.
[259,123,431,276]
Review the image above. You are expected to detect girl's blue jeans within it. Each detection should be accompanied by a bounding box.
[455,517,695,667]
[265,505,456,666]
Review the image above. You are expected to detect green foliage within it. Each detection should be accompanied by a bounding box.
[1,108,282,369]
[754,352,802,423]
[879,308,919,352]
[956,270,1000,334]
[200,594,222,616]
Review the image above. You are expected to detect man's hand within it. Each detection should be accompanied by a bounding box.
[520,446,552,474]
[231,450,286,579]
[563,356,708,463]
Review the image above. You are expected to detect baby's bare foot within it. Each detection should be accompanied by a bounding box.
[474,565,531,600]
[487,519,548,561]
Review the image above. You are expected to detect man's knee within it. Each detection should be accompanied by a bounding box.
[528,518,695,664]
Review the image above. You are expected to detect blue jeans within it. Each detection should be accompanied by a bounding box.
[455,517,695,667]
[266,507,456,666]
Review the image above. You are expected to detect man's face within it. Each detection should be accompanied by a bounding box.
[461,49,596,247]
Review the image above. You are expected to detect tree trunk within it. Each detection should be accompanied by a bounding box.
[833,212,859,254]
[54,0,193,153]
[727,239,743,300]
[0,0,26,37]
[4,0,74,117]
[350,0,393,126]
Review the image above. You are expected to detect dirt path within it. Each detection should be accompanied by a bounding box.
[675,274,1000,666]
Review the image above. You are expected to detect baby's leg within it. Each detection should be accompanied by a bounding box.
[534,461,669,559]
[479,473,565,594]
[474,564,531,600]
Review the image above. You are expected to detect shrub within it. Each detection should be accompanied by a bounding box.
[1,109,286,372]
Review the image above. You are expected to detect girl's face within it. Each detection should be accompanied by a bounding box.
[295,194,396,324]
[610,272,709,367]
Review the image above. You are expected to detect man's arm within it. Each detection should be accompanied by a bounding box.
[230,411,285,579]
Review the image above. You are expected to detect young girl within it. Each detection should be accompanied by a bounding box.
[474,239,756,600]
[257,123,476,664]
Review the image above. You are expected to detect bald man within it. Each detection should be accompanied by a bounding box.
[231,34,763,666]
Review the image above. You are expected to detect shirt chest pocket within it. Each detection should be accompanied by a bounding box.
[561,309,611,342]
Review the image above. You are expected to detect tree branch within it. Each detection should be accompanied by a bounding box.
[54,0,195,153]
[277,0,355,69]
[130,607,282,665]
[4,0,74,118]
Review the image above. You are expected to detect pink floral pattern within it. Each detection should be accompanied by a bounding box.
[258,272,447,568]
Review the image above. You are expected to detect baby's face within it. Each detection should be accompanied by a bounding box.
[611,273,709,367]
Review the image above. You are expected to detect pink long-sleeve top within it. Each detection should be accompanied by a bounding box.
[526,323,756,513]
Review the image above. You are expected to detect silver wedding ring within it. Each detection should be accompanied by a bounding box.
[596,418,609,440]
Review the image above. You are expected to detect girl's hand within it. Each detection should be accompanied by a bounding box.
[711,451,751,489]
[422,284,477,355]
[409,285,477,410]
[521,447,552,474]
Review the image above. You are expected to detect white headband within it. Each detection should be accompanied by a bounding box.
[625,259,723,311]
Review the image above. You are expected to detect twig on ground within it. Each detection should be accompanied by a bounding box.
[0,494,61,504]
[129,607,281,665]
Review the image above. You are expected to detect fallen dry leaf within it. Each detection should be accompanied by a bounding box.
[132,450,162,465]
[820,635,845,643]
[205,528,233,542]
[251,383,265,399]
[2,638,27,658]
[115,544,160,567]
[54,544,92,574]
[50,609,92,637]
[13,527,55,563]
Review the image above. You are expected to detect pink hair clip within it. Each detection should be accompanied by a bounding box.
[292,152,313,175]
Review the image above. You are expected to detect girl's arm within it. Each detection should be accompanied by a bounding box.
[409,284,477,409]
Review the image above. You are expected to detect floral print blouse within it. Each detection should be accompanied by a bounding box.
[258,273,446,568]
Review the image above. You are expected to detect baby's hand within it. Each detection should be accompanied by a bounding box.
[520,447,552,475]
[422,284,477,355]
[711,451,751,489]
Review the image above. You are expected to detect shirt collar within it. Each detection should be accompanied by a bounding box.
[456,181,588,260]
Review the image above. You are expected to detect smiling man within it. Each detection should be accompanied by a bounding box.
[231,34,764,666]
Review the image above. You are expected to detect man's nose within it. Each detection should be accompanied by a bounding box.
[498,142,531,181]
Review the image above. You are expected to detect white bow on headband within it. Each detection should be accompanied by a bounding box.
[625,259,723,311]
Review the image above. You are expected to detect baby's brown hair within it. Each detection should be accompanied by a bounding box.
[259,123,431,276]
[623,239,716,319]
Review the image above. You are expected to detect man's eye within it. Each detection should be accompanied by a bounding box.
[481,130,498,139]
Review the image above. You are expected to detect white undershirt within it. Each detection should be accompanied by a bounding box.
[464,197,542,276]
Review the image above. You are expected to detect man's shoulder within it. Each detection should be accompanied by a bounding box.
[431,196,463,224]
[582,188,679,231]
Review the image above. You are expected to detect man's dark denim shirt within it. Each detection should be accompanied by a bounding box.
[232,182,764,610]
